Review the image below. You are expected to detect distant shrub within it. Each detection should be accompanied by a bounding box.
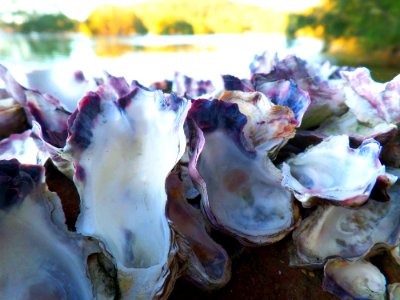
[161,21,194,35]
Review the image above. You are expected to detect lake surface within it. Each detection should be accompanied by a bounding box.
[0,32,326,87]
[1,32,398,86]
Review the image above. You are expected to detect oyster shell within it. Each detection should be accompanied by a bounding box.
[315,111,398,144]
[0,65,82,179]
[0,130,48,164]
[188,99,299,246]
[282,135,396,207]
[342,67,400,125]
[26,68,98,113]
[103,71,132,98]
[0,64,70,148]
[252,55,348,129]
[249,51,278,75]
[290,184,400,267]
[323,259,386,300]
[173,72,215,98]
[219,90,297,156]
[64,86,190,298]
[0,159,102,299]
[221,74,310,127]
[252,79,311,126]
[166,170,231,290]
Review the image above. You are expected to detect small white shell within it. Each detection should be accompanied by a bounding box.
[323,259,386,300]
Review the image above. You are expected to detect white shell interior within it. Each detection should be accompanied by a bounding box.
[199,130,293,241]
[73,89,187,298]
[282,135,387,204]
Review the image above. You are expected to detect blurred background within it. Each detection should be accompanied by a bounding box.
[1,0,399,84]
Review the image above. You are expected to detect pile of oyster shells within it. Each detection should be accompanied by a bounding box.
[0,52,399,299]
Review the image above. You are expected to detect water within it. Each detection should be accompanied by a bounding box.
[0,32,325,87]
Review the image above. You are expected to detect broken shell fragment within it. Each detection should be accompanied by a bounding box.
[282,135,396,207]
[188,99,299,246]
[323,259,386,300]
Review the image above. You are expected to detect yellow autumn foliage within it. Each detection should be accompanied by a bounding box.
[85,0,287,35]
[87,4,147,35]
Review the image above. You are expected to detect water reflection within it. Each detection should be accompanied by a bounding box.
[0,32,224,61]
[92,36,214,57]
[25,34,73,58]
[93,37,135,57]
[0,33,73,61]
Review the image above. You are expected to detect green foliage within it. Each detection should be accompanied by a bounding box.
[161,21,194,35]
[19,13,77,33]
[132,16,148,35]
[287,0,400,52]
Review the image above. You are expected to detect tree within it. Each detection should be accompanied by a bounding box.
[19,13,77,33]
[86,5,148,36]
[161,20,194,35]
[287,0,400,54]
[132,16,148,35]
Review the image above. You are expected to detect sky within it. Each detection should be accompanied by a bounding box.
[1,0,322,21]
